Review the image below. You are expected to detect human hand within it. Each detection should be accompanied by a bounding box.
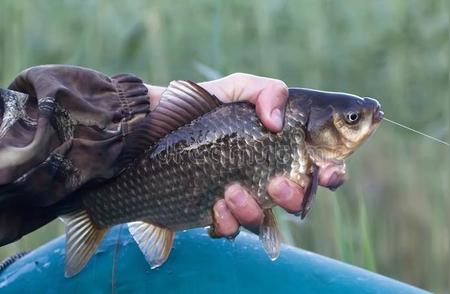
[146,73,346,237]
[201,73,345,237]
[200,73,288,132]
[197,73,301,236]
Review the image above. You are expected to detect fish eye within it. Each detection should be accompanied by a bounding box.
[345,112,360,124]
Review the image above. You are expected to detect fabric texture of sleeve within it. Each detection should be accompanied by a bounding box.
[0,65,151,244]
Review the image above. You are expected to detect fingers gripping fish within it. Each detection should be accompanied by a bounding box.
[2,82,384,277]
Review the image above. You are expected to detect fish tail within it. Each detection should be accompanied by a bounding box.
[60,209,108,277]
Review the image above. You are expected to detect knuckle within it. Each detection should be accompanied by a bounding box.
[213,202,239,236]
[286,188,303,212]
[230,72,245,78]
[268,177,304,213]
[213,199,227,212]
[225,183,243,195]
[267,175,284,191]
[231,72,248,78]
[240,206,263,225]
[224,186,242,203]
[271,80,289,97]
[228,72,249,82]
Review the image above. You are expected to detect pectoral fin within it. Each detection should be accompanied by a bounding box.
[60,210,108,278]
[259,209,281,261]
[300,163,319,219]
[128,221,175,269]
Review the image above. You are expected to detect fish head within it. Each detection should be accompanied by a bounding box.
[290,88,383,163]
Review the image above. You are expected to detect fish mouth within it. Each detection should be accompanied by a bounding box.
[372,104,384,124]
[363,97,383,124]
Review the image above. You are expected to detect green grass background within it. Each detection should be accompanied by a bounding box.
[0,0,448,292]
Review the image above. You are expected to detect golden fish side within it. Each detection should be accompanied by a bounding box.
[59,81,383,277]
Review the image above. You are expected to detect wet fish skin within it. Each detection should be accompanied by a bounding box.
[84,99,309,230]
[60,81,383,277]
[83,87,382,231]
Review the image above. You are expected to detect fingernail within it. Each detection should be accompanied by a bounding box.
[328,172,341,191]
[274,180,293,201]
[329,173,338,186]
[208,226,220,239]
[215,201,229,219]
[271,108,283,130]
[229,188,247,207]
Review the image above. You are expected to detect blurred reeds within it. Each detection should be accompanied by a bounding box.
[0,0,448,292]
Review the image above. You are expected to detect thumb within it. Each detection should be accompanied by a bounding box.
[254,81,289,132]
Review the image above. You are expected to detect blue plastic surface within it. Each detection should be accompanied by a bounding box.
[0,225,429,294]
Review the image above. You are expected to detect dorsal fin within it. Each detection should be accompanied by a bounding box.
[117,81,221,169]
[147,80,222,142]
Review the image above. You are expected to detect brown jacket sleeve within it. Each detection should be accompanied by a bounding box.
[0,65,151,244]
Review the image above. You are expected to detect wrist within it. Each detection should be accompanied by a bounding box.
[144,83,166,110]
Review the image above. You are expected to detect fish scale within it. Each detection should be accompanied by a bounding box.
[83,101,307,230]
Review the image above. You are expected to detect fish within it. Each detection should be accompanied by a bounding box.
[3,81,384,277]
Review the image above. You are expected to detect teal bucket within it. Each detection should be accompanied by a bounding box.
[0,225,428,294]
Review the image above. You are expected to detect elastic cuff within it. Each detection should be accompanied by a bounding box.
[111,74,153,169]
[111,73,150,127]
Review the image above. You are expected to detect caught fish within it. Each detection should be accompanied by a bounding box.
[3,82,384,277]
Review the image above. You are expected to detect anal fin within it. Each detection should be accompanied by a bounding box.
[128,221,175,269]
[60,210,108,278]
[259,209,281,261]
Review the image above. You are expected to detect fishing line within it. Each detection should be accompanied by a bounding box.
[383,117,449,147]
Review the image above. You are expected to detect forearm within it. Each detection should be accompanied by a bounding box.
[0,65,151,244]
[145,84,165,110]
